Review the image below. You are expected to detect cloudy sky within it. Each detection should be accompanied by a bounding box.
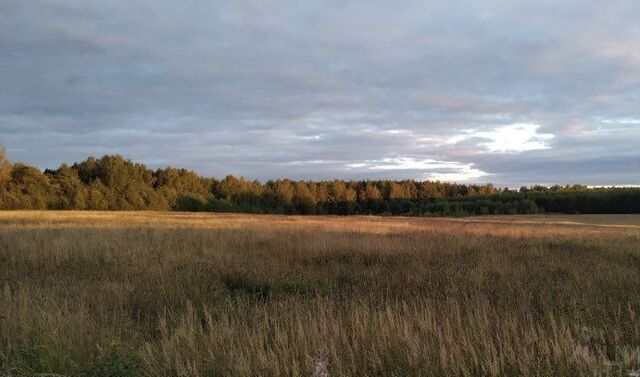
[1,0,639,186]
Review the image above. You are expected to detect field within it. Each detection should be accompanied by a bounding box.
[1,212,640,376]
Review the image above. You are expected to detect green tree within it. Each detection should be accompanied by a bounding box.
[49,164,88,209]
[3,163,53,209]
[0,146,10,181]
[0,146,12,197]
[293,181,316,214]
[154,167,210,209]
[363,182,381,201]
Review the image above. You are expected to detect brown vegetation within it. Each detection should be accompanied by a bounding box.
[1,212,639,376]
[2,153,638,217]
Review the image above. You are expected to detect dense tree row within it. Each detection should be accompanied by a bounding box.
[0,151,638,215]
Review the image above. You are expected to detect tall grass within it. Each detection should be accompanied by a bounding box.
[1,212,639,376]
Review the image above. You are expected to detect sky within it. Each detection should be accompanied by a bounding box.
[1,0,639,186]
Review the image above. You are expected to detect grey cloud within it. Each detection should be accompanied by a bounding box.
[0,0,638,185]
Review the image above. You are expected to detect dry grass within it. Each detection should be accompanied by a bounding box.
[1,211,639,376]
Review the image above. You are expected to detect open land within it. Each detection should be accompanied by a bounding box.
[1,211,639,376]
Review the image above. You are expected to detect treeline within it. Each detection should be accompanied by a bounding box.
[0,151,638,216]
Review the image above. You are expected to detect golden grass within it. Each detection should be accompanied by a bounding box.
[1,211,639,376]
[1,210,638,237]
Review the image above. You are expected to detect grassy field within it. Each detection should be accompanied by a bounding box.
[1,211,639,376]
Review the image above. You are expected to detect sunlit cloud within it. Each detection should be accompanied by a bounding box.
[427,168,488,182]
[346,157,487,182]
[448,123,554,153]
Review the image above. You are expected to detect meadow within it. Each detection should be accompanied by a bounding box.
[1,211,640,376]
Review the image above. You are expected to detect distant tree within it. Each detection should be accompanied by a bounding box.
[275,180,295,210]
[48,164,88,209]
[0,146,11,208]
[478,183,496,196]
[315,182,330,203]
[329,180,347,201]
[293,181,316,214]
[417,182,439,199]
[388,182,409,199]
[0,146,11,190]
[155,167,210,209]
[363,182,381,201]
[0,150,637,216]
[0,146,9,172]
[86,179,110,210]
[74,155,163,210]
[2,163,52,209]
[344,187,357,202]
[214,175,242,201]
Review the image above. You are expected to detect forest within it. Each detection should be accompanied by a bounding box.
[1,150,638,216]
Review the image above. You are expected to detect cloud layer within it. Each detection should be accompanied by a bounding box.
[1,0,639,185]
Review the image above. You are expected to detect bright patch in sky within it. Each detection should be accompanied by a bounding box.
[427,167,487,182]
[346,158,487,182]
[449,123,554,153]
[601,118,640,125]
